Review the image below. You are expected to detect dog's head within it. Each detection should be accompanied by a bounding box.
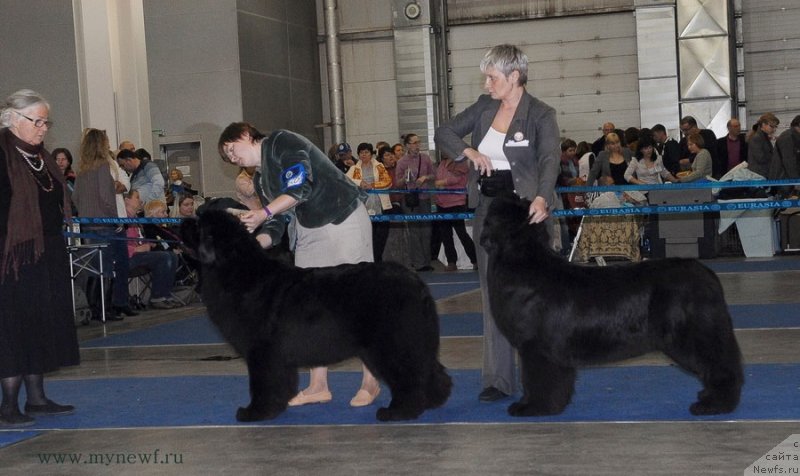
[480,192,550,254]
[180,207,258,268]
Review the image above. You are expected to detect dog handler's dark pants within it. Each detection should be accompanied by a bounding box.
[473,195,518,395]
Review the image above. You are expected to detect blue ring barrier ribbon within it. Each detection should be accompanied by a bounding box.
[552,198,800,218]
[367,188,467,195]
[71,217,182,225]
[555,178,800,194]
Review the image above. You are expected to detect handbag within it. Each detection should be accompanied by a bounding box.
[404,154,422,208]
[478,170,514,197]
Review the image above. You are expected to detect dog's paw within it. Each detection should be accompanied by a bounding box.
[376,406,422,422]
[236,405,279,422]
[689,401,737,416]
[507,400,564,417]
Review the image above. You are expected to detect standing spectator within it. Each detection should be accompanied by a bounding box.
[395,132,436,272]
[165,168,196,207]
[378,145,403,212]
[591,122,615,155]
[433,154,476,271]
[73,128,134,321]
[52,148,75,190]
[118,140,135,153]
[117,148,165,205]
[333,142,355,174]
[677,133,713,182]
[652,124,681,175]
[435,44,560,403]
[0,89,78,427]
[679,116,719,178]
[747,112,780,179]
[346,143,393,262]
[576,141,595,181]
[558,138,579,186]
[716,118,748,175]
[772,115,800,195]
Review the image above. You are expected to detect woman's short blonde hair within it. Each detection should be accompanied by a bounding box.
[143,199,168,217]
[479,44,528,86]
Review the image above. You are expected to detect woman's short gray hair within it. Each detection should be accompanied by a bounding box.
[0,89,50,127]
[479,44,528,86]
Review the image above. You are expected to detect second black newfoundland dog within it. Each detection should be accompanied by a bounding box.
[182,209,451,422]
[480,193,743,417]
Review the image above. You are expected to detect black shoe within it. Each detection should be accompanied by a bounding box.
[0,407,35,427]
[415,265,434,272]
[112,305,139,317]
[24,399,75,416]
[478,386,509,402]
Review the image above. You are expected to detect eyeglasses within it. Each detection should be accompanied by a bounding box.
[16,111,52,128]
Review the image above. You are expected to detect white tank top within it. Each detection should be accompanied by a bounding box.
[477,127,511,170]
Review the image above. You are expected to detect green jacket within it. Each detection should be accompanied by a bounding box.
[254,129,365,245]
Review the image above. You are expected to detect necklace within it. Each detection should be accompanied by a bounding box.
[15,146,44,172]
[23,162,55,192]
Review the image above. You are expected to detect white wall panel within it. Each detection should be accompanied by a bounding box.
[741,0,800,130]
[446,12,640,143]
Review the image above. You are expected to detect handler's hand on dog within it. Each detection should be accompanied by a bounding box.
[528,197,549,224]
[239,209,268,233]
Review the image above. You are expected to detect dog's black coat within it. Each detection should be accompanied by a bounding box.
[181,210,451,422]
[480,193,743,417]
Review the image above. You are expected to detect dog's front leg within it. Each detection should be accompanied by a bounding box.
[509,344,576,417]
[236,343,290,422]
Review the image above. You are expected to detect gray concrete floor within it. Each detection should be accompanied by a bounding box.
[1,259,798,475]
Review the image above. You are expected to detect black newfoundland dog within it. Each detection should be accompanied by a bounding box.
[181,208,451,422]
[480,193,743,417]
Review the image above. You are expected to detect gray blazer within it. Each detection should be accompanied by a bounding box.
[586,149,633,186]
[434,93,560,208]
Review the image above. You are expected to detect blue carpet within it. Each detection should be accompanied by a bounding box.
[81,302,798,349]
[703,258,800,273]
[2,365,796,432]
[0,431,41,449]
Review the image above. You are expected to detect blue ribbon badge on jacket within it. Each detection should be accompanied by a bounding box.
[281,163,308,191]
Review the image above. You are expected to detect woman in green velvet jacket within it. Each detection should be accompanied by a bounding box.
[218,122,382,408]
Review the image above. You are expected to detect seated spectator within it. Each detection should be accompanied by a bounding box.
[143,199,198,287]
[124,190,183,309]
[170,193,199,219]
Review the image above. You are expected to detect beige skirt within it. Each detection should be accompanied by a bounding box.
[293,202,374,268]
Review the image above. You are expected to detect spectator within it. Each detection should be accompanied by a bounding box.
[334,142,355,174]
[165,168,196,207]
[587,132,632,186]
[124,189,183,309]
[73,128,135,321]
[395,132,436,272]
[677,132,712,182]
[624,136,675,186]
[117,148,165,205]
[679,116,719,178]
[747,112,779,179]
[558,138,579,186]
[346,142,393,262]
[772,115,800,195]
[591,121,615,155]
[433,154,477,271]
[652,124,681,175]
[716,118,748,175]
[170,193,198,219]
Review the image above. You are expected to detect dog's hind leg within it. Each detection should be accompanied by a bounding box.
[509,344,576,417]
[236,344,291,422]
[424,362,453,409]
[663,318,744,415]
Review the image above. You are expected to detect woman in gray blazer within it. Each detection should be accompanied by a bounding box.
[434,44,560,403]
